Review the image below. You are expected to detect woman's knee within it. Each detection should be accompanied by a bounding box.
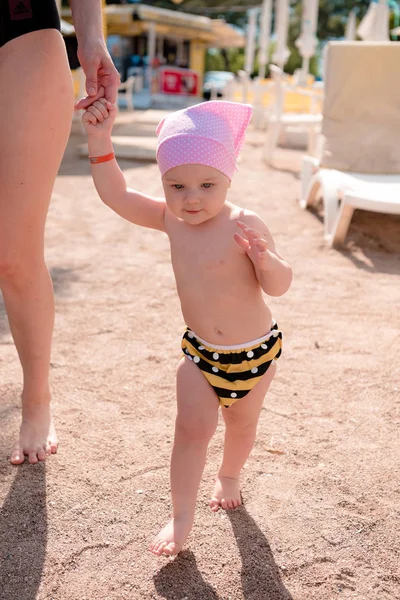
[0,253,44,286]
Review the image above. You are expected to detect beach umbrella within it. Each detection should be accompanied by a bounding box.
[244,7,258,75]
[345,9,357,40]
[357,0,390,41]
[272,0,290,69]
[295,0,319,81]
[258,0,273,79]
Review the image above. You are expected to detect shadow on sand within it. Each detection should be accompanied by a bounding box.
[306,206,400,275]
[153,506,293,600]
[227,505,293,599]
[0,463,47,600]
[153,549,220,599]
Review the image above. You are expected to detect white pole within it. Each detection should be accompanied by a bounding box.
[245,8,258,76]
[272,0,290,69]
[157,35,164,62]
[176,39,184,66]
[147,22,157,91]
[258,0,272,79]
[295,0,319,82]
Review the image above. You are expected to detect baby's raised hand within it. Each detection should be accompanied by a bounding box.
[82,97,117,135]
[234,221,274,270]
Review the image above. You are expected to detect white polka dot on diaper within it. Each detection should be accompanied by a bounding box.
[230,392,237,398]
[193,356,200,363]
[188,355,193,361]
[198,345,205,350]
[213,352,219,360]
[251,367,258,374]
[272,331,279,337]
[261,343,268,349]
[188,332,194,339]
[247,350,254,358]
[212,367,219,373]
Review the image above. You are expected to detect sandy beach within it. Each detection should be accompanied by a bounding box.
[1,113,399,600]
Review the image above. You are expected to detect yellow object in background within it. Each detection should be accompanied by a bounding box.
[72,68,86,101]
[232,78,322,114]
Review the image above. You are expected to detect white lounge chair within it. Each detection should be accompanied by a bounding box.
[300,42,400,247]
[264,65,322,164]
[117,76,136,111]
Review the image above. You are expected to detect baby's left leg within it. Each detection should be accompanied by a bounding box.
[149,357,219,557]
[210,363,276,512]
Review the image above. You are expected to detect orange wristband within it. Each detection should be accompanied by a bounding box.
[89,152,115,164]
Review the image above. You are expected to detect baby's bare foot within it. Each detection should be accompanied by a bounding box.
[10,402,58,465]
[210,475,241,512]
[149,516,192,557]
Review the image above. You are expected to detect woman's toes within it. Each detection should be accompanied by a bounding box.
[10,447,24,465]
[37,447,47,461]
[28,451,38,464]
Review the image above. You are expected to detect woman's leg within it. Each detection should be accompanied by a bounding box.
[150,357,219,556]
[210,362,277,511]
[0,30,74,464]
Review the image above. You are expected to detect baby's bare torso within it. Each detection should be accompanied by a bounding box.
[165,203,272,345]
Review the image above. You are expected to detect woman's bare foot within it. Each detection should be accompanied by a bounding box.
[10,398,58,465]
[149,515,193,557]
[209,475,241,512]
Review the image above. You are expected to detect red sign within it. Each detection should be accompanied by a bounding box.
[159,68,199,96]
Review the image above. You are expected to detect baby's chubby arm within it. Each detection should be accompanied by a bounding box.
[82,98,165,232]
[234,211,292,297]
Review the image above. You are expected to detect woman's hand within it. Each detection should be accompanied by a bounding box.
[75,41,120,110]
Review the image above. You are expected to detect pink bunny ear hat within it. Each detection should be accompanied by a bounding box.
[156,101,252,180]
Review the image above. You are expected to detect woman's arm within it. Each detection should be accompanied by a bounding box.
[69,0,120,105]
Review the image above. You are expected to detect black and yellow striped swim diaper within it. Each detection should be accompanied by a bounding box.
[182,322,282,408]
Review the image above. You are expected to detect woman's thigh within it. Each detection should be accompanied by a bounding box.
[0,29,74,256]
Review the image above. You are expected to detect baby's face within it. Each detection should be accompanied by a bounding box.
[162,164,230,225]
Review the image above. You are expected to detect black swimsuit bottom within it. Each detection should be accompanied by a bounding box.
[0,0,60,48]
